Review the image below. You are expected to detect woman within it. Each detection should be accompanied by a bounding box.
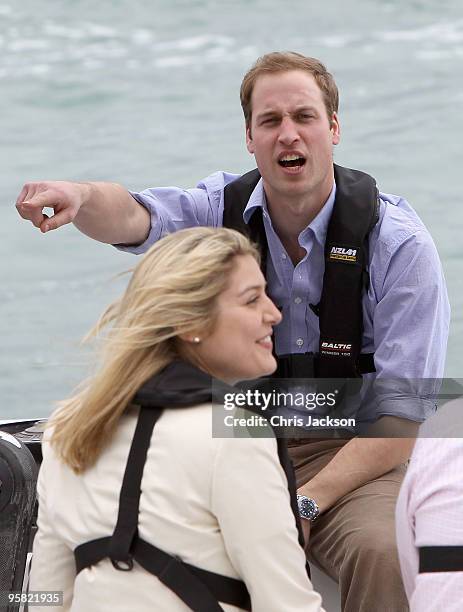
[30,227,325,612]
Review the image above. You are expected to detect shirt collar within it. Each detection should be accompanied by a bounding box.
[305,181,336,246]
[243,178,337,246]
[243,178,267,223]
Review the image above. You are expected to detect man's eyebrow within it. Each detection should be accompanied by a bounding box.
[255,110,281,121]
[293,105,317,113]
[256,106,318,121]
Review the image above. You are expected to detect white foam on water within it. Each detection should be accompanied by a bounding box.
[38,280,59,292]
[416,47,463,61]
[238,45,259,59]
[82,58,104,70]
[14,64,51,76]
[377,20,463,44]
[66,42,127,61]
[91,44,128,58]
[155,55,197,68]
[319,34,357,48]
[204,46,232,60]
[82,22,117,38]
[7,39,51,52]
[154,34,234,53]
[125,58,141,70]
[43,22,88,40]
[132,29,154,45]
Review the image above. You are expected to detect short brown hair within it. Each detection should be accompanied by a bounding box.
[240,51,339,128]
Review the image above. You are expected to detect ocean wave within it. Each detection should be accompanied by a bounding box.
[153,34,234,52]
[416,47,463,61]
[0,21,237,79]
[317,20,463,50]
[377,20,463,44]
[132,29,154,45]
[42,22,88,40]
[319,34,358,48]
[155,55,197,68]
[7,39,51,52]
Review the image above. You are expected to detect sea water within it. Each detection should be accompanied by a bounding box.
[1,0,462,417]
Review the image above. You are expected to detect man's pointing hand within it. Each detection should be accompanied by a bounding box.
[16,181,88,233]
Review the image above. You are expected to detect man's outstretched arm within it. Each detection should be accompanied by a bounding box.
[16,180,151,245]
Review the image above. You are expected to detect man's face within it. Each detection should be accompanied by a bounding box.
[246,70,340,204]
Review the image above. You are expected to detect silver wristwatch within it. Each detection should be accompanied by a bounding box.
[297,494,320,522]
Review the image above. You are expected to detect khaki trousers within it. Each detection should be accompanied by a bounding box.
[288,440,408,612]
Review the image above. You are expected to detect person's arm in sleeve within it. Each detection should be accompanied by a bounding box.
[298,226,449,518]
[15,171,231,248]
[401,437,463,611]
[29,443,76,612]
[369,227,450,422]
[16,181,150,245]
[211,433,325,612]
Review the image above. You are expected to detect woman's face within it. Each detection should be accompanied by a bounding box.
[189,254,282,384]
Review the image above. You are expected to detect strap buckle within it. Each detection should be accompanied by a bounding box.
[111,555,134,571]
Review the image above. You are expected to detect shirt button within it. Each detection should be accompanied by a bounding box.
[294,297,302,304]
[281,253,287,260]
[296,338,304,347]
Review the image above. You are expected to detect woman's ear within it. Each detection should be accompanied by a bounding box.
[177,332,202,344]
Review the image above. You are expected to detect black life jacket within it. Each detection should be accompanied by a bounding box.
[73,361,309,612]
[223,164,380,379]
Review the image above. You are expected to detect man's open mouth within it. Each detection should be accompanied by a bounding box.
[278,154,306,168]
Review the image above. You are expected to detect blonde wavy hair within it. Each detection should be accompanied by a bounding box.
[50,227,259,473]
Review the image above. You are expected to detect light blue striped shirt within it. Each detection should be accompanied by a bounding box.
[122,170,450,423]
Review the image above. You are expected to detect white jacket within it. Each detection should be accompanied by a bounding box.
[30,403,325,611]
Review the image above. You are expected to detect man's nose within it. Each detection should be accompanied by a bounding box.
[278,116,299,145]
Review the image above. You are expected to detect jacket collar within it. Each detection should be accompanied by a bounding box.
[133,360,234,408]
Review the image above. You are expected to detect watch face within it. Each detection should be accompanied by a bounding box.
[298,496,319,520]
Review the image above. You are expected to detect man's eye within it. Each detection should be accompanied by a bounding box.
[246,295,259,305]
[298,113,313,121]
[261,118,278,126]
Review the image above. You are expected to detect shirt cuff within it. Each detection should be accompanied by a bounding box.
[374,395,437,422]
[112,192,160,255]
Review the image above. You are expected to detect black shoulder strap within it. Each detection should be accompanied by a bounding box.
[223,168,267,273]
[419,546,463,573]
[108,406,162,566]
[316,165,379,377]
[275,437,311,578]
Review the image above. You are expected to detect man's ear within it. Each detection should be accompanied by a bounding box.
[331,112,340,145]
[246,125,255,154]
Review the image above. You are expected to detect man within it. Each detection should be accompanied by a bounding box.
[16,52,449,611]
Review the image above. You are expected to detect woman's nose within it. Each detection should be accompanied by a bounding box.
[264,296,282,325]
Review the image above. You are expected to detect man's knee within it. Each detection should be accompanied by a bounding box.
[345,522,400,572]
